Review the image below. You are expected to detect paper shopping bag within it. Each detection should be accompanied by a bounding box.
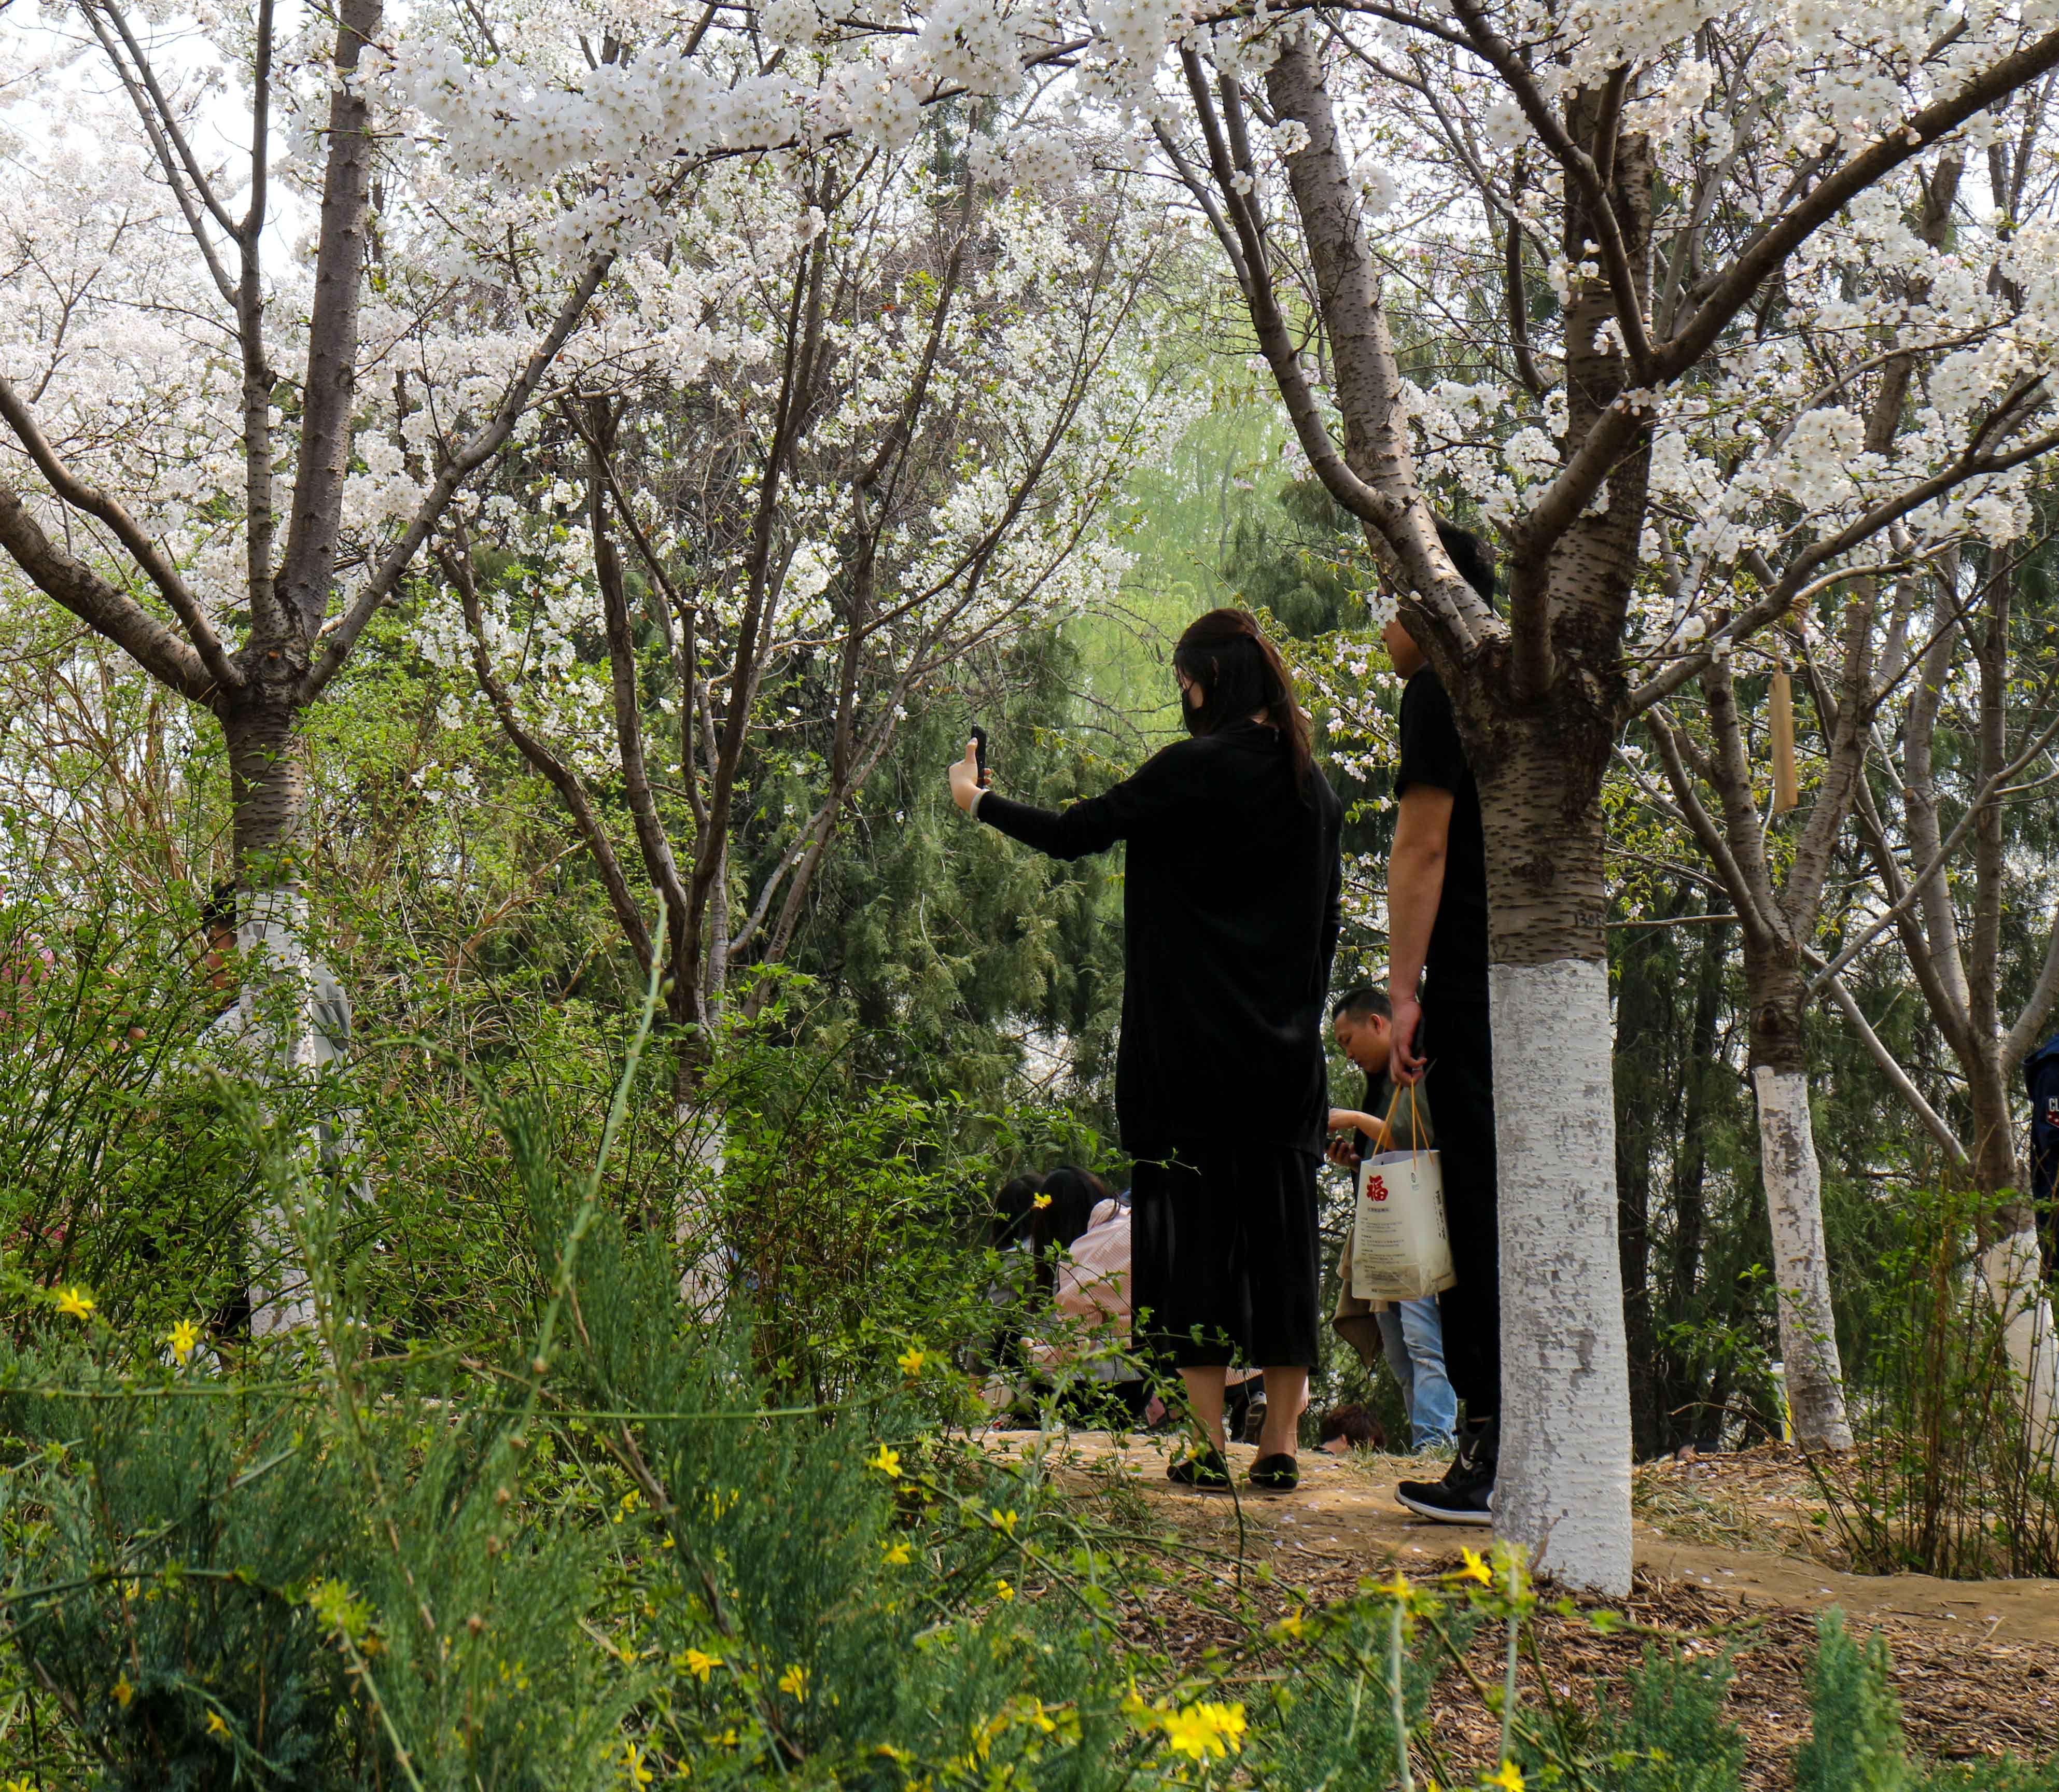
[1348,1085,1455,1303]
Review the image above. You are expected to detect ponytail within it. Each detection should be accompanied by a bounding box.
[1171,609,1315,789]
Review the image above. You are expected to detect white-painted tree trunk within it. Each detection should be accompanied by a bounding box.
[238,886,323,1336]
[1978,1227,2059,1443]
[1491,958,1634,1595]
[677,1104,729,1318]
[1749,1066,1855,1452]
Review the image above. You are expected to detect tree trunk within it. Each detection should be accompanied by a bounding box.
[222,691,321,1333]
[1478,735,1634,1594]
[1744,951,1854,1451]
[1612,912,1675,1461]
[1664,914,1727,1448]
[673,1050,727,1317]
[1968,1047,2059,1433]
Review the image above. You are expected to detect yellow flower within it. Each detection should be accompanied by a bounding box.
[993,1579,1015,1602]
[1380,1570,1412,1599]
[883,1538,912,1565]
[778,1664,809,1701]
[869,1446,902,1479]
[167,1319,201,1363]
[55,1286,95,1320]
[1161,1700,1246,1761]
[622,1741,654,1786]
[897,1346,926,1376]
[1487,1762,1525,1792]
[112,1675,134,1708]
[989,1507,1018,1537]
[683,1648,721,1683]
[1271,1609,1308,1640]
[205,1710,229,1738]
[1032,1193,1053,1209]
[1458,1547,1493,1585]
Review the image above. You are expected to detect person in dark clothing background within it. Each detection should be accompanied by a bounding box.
[949,608,1344,1494]
[1384,521,1503,1525]
[2027,1032,2059,1284]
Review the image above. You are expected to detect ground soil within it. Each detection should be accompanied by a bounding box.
[986,1431,2059,1786]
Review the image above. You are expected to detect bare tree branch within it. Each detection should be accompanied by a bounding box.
[0,371,242,692]
[440,526,654,972]
[0,478,214,702]
[1641,703,1780,952]
[583,398,694,982]
[1816,963,1970,1167]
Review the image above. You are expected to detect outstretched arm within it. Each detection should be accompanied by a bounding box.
[948,736,1137,861]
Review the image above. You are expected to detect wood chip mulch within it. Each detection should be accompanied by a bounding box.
[1106,1546,2059,1788]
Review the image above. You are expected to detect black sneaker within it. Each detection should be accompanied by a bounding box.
[1167,1445,1233,1491]
[1395,1417,1496,1525]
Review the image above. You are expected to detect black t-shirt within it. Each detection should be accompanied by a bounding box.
[1395,669,1489,1003]
[977,719,1343,1156]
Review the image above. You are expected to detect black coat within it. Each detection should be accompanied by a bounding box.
[977,719,1343,1156]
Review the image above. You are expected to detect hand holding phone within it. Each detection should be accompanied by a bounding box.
[949,732,988,813]
[969,726,990,789]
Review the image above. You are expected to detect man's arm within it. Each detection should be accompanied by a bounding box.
[1388,784,1454,1081]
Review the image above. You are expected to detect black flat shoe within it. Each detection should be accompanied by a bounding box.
[1167,1446,1232,1491]
[1248,1453,1300,1493]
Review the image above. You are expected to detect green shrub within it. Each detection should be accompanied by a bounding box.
[1797,1611,1911,1792]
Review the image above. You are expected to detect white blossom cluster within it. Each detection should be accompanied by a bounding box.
[415,141,1195,819]
[1115,0,2059,703]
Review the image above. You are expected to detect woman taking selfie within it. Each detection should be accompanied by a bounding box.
[948,609,1343,1492]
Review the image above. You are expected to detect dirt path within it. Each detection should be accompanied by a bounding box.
[987,1430,2059,1781]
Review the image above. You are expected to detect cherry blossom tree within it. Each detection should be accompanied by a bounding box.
[0,0,1099,1318]
[0,0,1091,992]
[1809,519,2059,1430]
[436,152,1174,1021]
[414,135,1179,1296]
[1129,1,2059,1588]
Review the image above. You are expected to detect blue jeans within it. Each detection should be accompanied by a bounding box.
[1376,1296,1458,1453]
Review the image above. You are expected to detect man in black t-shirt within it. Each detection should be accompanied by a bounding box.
[1384,521,1501,1525]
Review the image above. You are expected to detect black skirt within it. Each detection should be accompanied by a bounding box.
[1130,1141,1322,1368]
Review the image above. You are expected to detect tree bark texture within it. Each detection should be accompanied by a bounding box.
[1749,1064,1855,1451]
[1744,942,1854,1451]
[1492,957,1635,1594]
[276,0,381,640]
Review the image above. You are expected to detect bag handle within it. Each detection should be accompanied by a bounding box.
[1372,1078,1432,1159]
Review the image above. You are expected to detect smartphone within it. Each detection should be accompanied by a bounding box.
[969,725,990,789]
